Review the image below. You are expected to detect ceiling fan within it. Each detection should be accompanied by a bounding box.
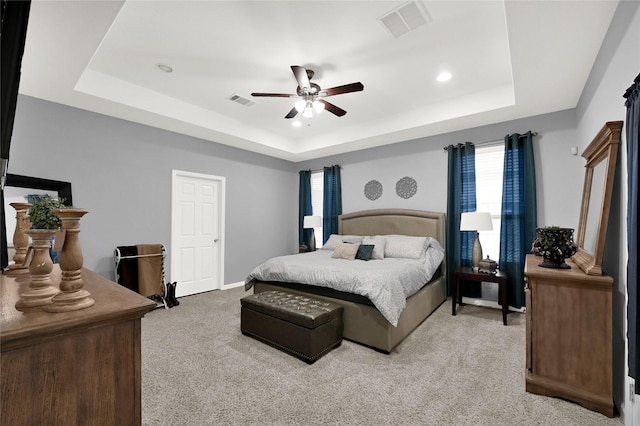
[251,65,364,119]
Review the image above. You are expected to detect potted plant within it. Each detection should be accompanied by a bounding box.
[15,197,66,310]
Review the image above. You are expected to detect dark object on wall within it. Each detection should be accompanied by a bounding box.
[531,227,577,269]
[1,0,31,186]
[1,174,72,269]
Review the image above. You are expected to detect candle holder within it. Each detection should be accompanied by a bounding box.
[5,202,32,275]
[44,209,94,312]
[15,229,59,311]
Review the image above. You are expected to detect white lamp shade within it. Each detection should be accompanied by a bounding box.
[303,215,322,228]
[460,211,493,231]
[294,100,306,112]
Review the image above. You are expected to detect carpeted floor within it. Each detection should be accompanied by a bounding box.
[141,287,622,425]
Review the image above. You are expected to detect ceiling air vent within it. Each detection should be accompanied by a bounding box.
[227,94,255,107]
[379,1,430,38]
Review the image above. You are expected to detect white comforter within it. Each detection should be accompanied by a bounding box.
[244,250,437,326]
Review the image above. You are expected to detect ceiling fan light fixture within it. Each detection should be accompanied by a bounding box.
[313,100,325,113]
[294,100,306,112]
[303,107,314,118]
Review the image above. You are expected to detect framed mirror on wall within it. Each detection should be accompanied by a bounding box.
[1,174,73,269]
[573,121,623,276]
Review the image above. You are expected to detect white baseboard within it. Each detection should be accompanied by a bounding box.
[223,281,244,290]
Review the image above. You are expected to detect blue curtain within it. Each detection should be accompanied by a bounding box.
[323,165,342,243]
[446,143,477,295]
[624,73,639,382]
[298,170,312,249]
[499,132,537,309]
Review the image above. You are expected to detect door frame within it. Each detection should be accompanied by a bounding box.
[170,169,226,294]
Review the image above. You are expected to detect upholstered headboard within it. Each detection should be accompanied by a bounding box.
[338,208,446,275]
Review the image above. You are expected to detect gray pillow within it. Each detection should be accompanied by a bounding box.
[362,236,385,260]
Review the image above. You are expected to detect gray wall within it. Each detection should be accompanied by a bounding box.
[8,95,298,283]
[298,108,583,231]
[575,0,640,417]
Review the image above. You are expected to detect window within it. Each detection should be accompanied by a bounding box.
[310,171,324,248]
[475,144,504,262]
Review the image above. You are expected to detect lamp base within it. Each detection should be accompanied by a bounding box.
[472,232,483,271]
[309,232,316,252]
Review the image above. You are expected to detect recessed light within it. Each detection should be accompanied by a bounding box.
[156,63,173,73]
[292,121,302,128]
[436,72,451,82]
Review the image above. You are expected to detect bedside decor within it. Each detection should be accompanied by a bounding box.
[460,211,493,271]
[364,180,383,201]
[531,226,577,269]
[478,256,498,274]
[395,176,417,199]
[303,215,322,251]
[44,208,94,312]
[4,202,31,275]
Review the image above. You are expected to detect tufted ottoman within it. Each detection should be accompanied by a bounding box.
[241,290,344,363]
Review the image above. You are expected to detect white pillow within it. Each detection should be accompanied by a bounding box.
[383,235,429,260]
[331,242,359,260]
[362,236,386,260]
[322,234,363,250]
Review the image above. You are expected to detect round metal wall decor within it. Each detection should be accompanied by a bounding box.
[364,180,383,201]
[396,176,417,199]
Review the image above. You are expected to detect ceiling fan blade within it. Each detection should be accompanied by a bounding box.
[322,82,364,97]
[291,65,311,92]
[284,107,299,119]
[251,92,294,98]
[318,99,346,117]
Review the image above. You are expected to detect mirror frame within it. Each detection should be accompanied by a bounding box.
[573,121,622,275]
[1,174,73,269]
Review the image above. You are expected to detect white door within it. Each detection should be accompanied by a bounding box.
[171,170,225,297]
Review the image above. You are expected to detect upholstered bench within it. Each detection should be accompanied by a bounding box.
[241,290,344,363]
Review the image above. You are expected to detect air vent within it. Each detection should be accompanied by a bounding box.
[379,1,430,38]
[227,94,255,107]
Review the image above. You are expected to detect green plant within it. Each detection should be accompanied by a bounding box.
[28,198,67,229]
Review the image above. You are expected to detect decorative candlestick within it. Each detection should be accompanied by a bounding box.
[44,209,94,312]
[5,202,32,275]
[15,229,59,311]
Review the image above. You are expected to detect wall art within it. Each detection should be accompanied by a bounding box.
[395,176,417,199]
[364,180,383,201]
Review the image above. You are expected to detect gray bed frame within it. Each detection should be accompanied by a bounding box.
[253,208,447,353]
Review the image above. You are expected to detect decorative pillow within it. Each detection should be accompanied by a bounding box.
[331,242,360,260]
[355,244,375,261]
[383,235,429,260]
[362,236,385,260]
[322,234,363,250]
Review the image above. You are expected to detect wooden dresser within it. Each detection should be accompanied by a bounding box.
[524,254,613,417]
[1,266,156,425]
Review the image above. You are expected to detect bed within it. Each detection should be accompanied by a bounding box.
[245,209,447,353]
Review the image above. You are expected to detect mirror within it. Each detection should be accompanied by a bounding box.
[1,174,73,269]
[573,121,622,275]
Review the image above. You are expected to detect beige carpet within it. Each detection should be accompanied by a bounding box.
[141,287,622,425]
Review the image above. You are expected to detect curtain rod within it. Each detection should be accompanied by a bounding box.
[304,165,342,173]
[443,132,538,151]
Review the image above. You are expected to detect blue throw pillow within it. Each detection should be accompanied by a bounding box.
[356,244,375,261]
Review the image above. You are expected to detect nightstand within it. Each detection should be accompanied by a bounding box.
[451,266,508,325]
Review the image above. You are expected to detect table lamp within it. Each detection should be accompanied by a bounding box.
[303,215,322,251]
[460,211,493,271]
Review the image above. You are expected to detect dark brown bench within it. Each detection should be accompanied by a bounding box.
[241,290,344,363]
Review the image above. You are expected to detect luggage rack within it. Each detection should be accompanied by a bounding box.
[114,245,168,309]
